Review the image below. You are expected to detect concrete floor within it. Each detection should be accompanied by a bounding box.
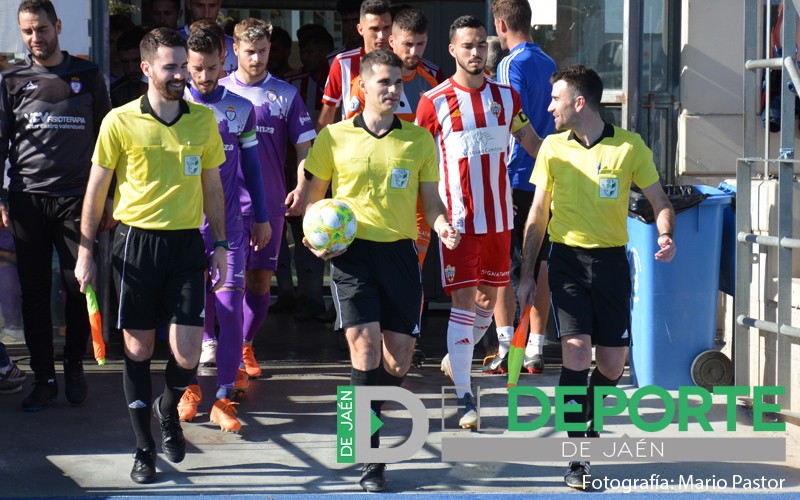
[1,307,799,497]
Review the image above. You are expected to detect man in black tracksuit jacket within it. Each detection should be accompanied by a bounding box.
[0,0,111,411]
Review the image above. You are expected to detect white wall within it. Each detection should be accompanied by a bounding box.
[678,0,745,183]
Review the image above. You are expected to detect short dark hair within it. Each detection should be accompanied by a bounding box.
[189,19,225,48]
[491,0,532,34]
[392,8,427,34]
[117,27,147,53]
[140,27,187,63]
[270,26,292,48]
[449,15,485,43]
[110,14,136,35]
[18,0,58,26]
[297,24,334,50]
[360,0,391,20]
[360,48,401,79]
[551,64,604,110]
[485,36,506,79]
[187,27,223,56]
[233,18,272,44]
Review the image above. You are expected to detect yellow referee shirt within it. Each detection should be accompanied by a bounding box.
[532,123,660,248]
[92,95,226,230]
[305,115,439,242]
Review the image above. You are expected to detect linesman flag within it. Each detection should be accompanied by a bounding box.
[85,284,106,365]
[507,306,531,388]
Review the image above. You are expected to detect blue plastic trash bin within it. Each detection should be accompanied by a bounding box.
[627,185,731,389]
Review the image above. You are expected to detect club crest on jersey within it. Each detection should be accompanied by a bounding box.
[70,77,82,94]
[489,100,502,118]
[226,105,236,121]
[445,264,456,283]
[390,168,409,189]
[267,90,278,102]
[599,177,619,199]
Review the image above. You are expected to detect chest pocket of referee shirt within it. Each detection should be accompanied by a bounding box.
[127,146,161,185]
[180,146,204,176]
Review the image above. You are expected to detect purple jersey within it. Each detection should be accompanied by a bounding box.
[184,86,256,235]
[219,72,316,217]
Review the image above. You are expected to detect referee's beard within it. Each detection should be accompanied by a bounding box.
[152,75,187,101]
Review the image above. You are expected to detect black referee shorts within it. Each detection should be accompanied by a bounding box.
[548,242,632,347]
[112,223,207,330]
[330,238,422,336]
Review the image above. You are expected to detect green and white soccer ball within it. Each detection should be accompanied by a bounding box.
[303,199,358,253]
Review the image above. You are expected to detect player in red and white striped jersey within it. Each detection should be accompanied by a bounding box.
[415,15,542,429]
[316,0,392,131]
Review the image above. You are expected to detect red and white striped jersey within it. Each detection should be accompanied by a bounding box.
[415,78,524,235]
[321,47,364,119]
[326,46,349,67]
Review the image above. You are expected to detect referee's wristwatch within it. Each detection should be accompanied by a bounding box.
[213,240,230,250]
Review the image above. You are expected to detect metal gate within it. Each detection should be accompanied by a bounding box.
[741,0,800,423]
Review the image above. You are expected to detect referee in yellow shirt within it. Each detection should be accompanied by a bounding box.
[303,50,459,492]
[518,65,676,490]
[75,28,227,484]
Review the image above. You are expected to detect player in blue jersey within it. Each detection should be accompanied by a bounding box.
[180,26,270,432]
[484,0,558,376]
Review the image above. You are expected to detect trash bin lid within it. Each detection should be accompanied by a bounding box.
[629,185,712,223]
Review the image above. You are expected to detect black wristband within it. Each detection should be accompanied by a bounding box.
[213,240,230,250]
[659,232,673,239]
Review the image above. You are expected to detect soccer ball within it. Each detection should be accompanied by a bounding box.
[303,199,357,253]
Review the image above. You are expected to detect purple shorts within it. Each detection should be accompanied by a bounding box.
[243,213,284,271]
[202,229,246,289]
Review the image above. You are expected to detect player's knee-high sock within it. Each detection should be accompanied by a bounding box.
[243,289,270,344]
[215,289,244,399]
[161,357,197,415]
[447,308,476,398]
[123,355,155,450]
[351,367,381,448]
[472,305,493,344]
[559,366,590,438]
[586,368,622,432]
[203,291,216,343]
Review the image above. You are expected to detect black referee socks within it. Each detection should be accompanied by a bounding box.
[559,366,590,438]
[123,355,155,451]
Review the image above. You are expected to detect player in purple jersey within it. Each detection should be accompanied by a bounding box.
[178,26,270,432]
[220,18,316,378]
